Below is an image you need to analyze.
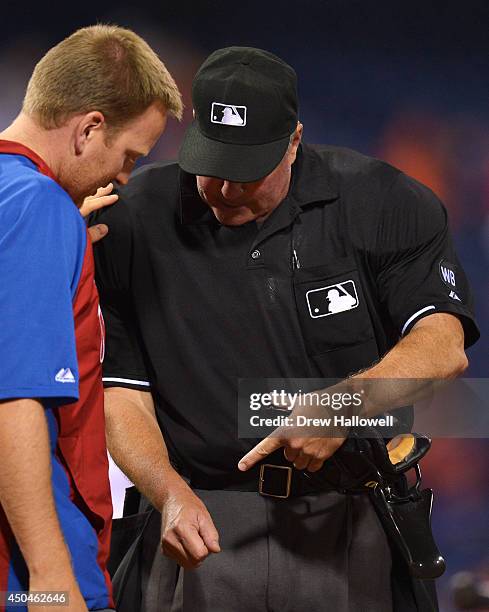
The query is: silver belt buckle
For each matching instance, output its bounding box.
[259,464,292,498]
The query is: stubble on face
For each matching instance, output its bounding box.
[60,102,168,206]
[56,129,116,206]
[61,147,114,206]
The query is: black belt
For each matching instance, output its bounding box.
[180,431,432,499]
[183,449,336,498]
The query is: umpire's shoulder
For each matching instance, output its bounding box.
[311,144,400,195]
[91,160,179,227]
[310,144,445,248]
[121,160,180,207]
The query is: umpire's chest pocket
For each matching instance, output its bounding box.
[293,261,375,356]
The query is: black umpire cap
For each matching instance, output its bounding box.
[178,46,298,183]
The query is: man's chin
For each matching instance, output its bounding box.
[211,206,257,226]
[61,184,95,208]
[76,180,112,208]
[214,213,254,226]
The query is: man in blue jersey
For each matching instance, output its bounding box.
[0,25,182,611]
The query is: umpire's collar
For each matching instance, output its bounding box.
[179,143,339,225]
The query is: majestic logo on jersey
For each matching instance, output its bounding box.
[55,368,76,383]
[306,280,359,318]
[211,103,247,126]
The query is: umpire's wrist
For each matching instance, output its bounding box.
[152,465,191,511]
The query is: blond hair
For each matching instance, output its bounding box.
[23,24,183,131]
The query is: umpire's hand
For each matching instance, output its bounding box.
[238,392,348,472]
[238,435,346,473]
[160,476,221,569]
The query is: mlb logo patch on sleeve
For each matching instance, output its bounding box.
[306,280,359,318]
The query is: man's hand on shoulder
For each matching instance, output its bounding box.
[160,473,221,569]
[80,183,119,244]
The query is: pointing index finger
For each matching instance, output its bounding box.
[238,436,283,471]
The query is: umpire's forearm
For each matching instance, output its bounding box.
[0,399,74,578]
[353,313,468,416]
[104,387,183,511]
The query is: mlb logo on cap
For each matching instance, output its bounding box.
[179,46,298,182]
[211,103,247,126]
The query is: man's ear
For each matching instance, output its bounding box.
[288,121,303,164]
[74,111,106,155]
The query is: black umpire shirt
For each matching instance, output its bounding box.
[93,143,479,481]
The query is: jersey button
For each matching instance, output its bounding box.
[251,249,261,260]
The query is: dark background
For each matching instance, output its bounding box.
[1,2,487,609]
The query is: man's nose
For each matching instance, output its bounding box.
[221,180,244,200]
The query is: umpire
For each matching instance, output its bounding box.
[93,47,479,611]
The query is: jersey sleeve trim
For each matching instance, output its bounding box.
[401,305,436,336]
[400,302,480,348]
[0,385,78,403]
[103,376,150,388]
